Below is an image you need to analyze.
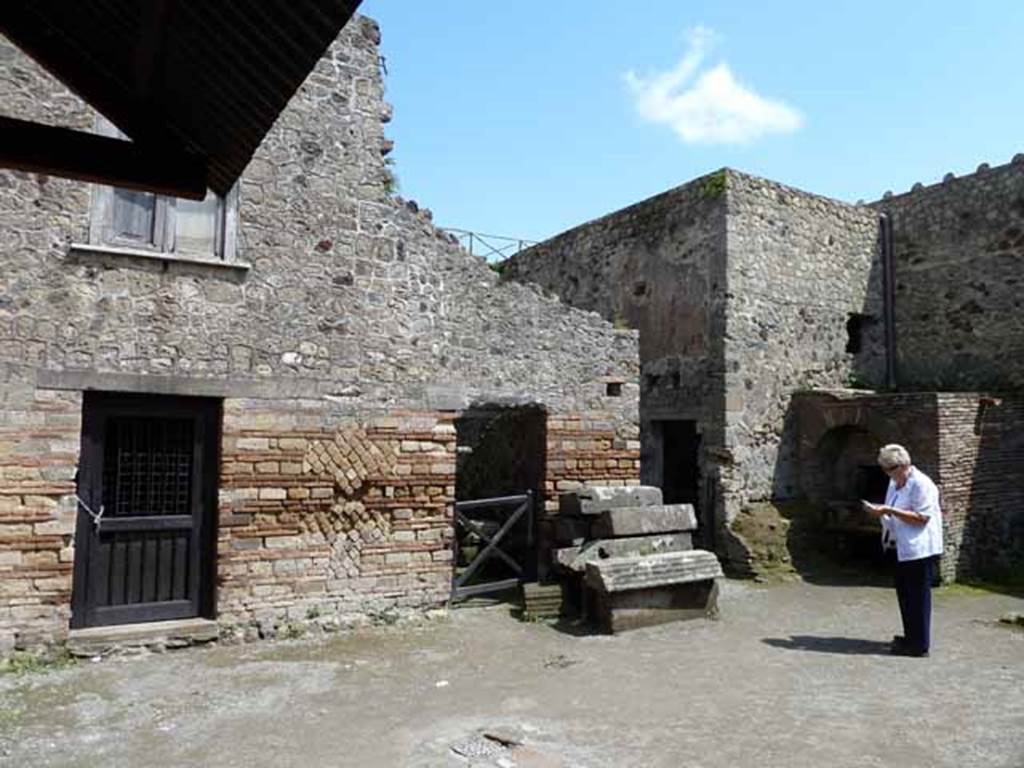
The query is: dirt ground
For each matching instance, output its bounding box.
[2,580,1022,768]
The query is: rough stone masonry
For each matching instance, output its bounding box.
[507,160,1024,581]
[0,16,641,657]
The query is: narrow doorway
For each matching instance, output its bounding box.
[453,405,546,591]
[644,419,702,528]
[71,392,220,629]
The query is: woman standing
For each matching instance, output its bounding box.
[863,444,944,657]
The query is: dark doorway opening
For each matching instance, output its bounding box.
[644,419,701,535]
[659,421,700,506]
[71,392,220,629]
[453,405,546,593]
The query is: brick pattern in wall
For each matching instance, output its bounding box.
[0,386,81,652]
[217,405,456,630]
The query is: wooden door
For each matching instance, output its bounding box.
[71,392,219,629]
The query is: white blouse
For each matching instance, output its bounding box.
[881,467,944,562]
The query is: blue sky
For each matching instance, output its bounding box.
[363,1,1024,244]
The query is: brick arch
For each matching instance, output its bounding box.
[800,406,900,458]
[797,403,903,502]
[805,425,884,503]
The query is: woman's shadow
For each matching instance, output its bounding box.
[762,636,892,655]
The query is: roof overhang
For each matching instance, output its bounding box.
[0,0,362,199]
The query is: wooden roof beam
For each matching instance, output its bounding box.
[0,116,208,199]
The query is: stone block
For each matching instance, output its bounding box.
[584,550,722,593]
[236,438,270,451]
[590,504,697,537]
[559,485,663,515]
[554,533,692,573]
[264,536,302,549]
[34,519,75,536]
[67,618,219,656]
[0,551,23,567]
[589,580,720,633]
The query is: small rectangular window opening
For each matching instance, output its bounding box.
[606,381,623,397]
[845,313,871,354]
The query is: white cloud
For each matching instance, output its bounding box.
[624,27,803,144]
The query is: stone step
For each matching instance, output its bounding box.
[559,485,663,516]
[521,582,565,618]
[67,617,219,656]
[584,550,722,594]
[554,533,692,573]
[590,504,697,537]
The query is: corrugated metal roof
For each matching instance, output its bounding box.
[1,0,362,195]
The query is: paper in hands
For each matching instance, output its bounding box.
[861,500,883,515]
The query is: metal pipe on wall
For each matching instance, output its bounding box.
[879,212,898,390]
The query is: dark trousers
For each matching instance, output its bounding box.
[894,555,936,652]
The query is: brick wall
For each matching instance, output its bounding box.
[0,372,80,653]
[544,412,641,508]
[937,394,1024,579]
[216,403,456,636]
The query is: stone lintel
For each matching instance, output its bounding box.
[584,550,723,593]
[559,485,663,516]
[590,504,697,537]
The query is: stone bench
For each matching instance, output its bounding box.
[584,550,723,633]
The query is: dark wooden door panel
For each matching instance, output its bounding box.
[72,393,218,629]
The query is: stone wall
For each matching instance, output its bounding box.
[504,173,728,540]
[505,171,884,564]
[874,158,1024,390]
[722,172,882,554]
[0,16,640,653]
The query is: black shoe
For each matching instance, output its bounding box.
[890,645,929,657]
[890,635,906,652]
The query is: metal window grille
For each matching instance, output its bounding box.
[102,416,195,517]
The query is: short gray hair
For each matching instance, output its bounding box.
[878,443,912,470]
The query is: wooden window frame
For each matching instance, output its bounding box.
[88,117,238,263]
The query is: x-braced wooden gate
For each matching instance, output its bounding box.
[451,492,534,601]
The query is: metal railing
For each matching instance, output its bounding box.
[442,228,537,261]
[451,492,534,601]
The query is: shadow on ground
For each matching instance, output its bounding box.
[762,635,893,655]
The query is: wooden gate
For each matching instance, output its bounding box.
[70,392,218,629]
[451,492,534,601]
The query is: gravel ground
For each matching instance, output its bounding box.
[1,580,1022,768]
